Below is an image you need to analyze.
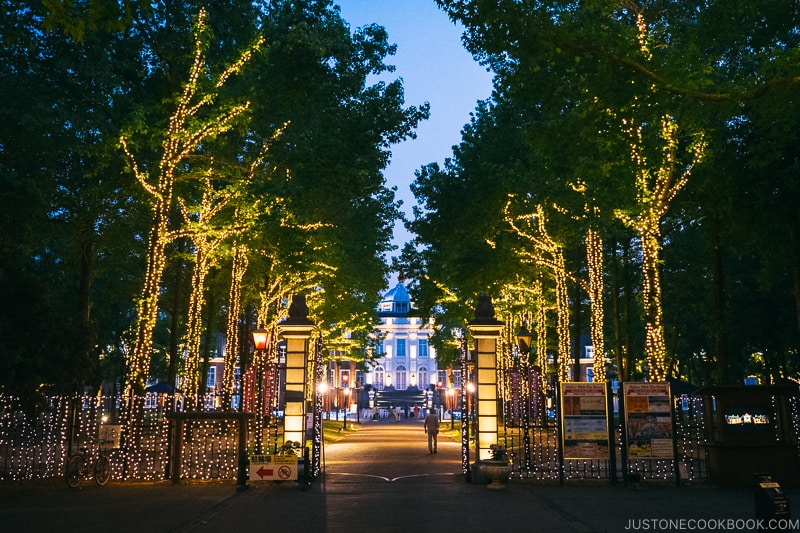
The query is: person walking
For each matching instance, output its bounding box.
[423,408,440,453]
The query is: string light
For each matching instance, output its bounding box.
[504,201,571,381]
[120,7,259,403]
[585,226,606,382]
[222,243,248,407]
[616,116,706,382]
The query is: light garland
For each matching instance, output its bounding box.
[179,177,236,404]
[585,226,606,381]
[505,201,571,381]
[120,7,257,405]
[616,116,706,382]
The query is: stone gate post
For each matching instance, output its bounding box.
[277,294,315,450]
[467,294,504,466]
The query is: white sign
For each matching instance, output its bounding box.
[249,455,298,481]
[98,424,122,449]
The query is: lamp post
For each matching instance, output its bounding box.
[515,324,534,471]
[342,387,351,430]
[447,386,455,429]
[251,328,269,454]
[515,325,533,360]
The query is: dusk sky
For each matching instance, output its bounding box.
[335,0,494,255]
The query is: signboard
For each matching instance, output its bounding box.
[623,382,674,459]
[98,424,122,449]
[560,383,610,460]
[249,455,298,481]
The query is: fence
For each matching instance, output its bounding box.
[0,394,256,482]
[2,392,797,484]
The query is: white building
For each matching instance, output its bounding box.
[367,279,439,399]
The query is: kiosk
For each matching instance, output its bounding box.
[697,385,799,488]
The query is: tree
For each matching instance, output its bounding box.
[120,8,262,396]
[429,0,800,384]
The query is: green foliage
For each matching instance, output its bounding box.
[0,0,428,394]
[409,0,800,384]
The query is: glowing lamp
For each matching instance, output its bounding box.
[516,326,533,354]
[251,328,268,350]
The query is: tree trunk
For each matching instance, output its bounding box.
[572,282,582,381]
[168,240,186,388]
[710,232,729,384]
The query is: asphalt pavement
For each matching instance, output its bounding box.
[1,417,798,532]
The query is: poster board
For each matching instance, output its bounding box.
[560,382,610,460]
[623,382,674,459]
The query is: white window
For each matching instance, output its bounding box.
[452,370,462,389]
[585,345,594,360]
[374,366,385,391]
[206,366,217,389]
[418,367,428,389]
[396,365,407,390]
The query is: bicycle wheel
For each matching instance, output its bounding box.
[94,454,111,486]
[65,454,86,488]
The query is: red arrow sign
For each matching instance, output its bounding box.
[256,467,274,479]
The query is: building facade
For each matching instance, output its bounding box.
[367,279,439,395]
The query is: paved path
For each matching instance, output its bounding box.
[2,417,798,532]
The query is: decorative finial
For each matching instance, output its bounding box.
[288,293,309,319]
[474,293,495,320]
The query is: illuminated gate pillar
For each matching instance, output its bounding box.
[467,294,504,462]
[277,294,315,449]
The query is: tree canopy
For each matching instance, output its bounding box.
[0,0,428,396]
[400,0,800,385]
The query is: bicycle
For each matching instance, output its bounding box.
[65,447,112,488]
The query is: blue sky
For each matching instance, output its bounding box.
[334,0,494,254]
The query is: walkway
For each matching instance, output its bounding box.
[1,417,797,532]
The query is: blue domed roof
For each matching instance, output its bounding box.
[382,282,410,303]
[379,280,412,316]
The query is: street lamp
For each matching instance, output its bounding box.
[343,387,351,430]
[447,386,455,429]
[252,328,269,351]
[250,328,269,454]
[516,325,533,357]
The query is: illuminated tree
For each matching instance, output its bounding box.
[505,201,571,381]
[615,116,706,381]
[178,174,237,402]
[120,8,262,395]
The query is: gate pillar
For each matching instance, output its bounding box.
[277,294,315,450]
[467,294,504,463]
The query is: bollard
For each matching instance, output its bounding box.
[753,473,790,532]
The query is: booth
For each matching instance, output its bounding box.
[697,385,799,488]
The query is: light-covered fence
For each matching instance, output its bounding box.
[0,394,257,482]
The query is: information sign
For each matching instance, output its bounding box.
[249,455,298,481]
[623,382,674,459]
[560,383,610,460]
